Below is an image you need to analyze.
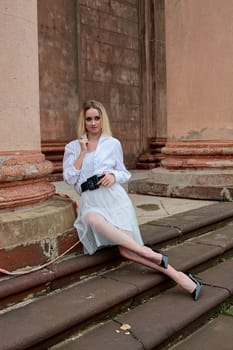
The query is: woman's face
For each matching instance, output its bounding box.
[85,108,102,136]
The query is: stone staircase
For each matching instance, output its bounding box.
[136,138,166,169]
[0,202,233,350]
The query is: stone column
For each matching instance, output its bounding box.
[158,0,233,199]
[0,1,77,272]
[0,0,55,208]
[130,0,233,200]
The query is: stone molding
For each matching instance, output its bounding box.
[0,151,55,208]
[162,140,233,169]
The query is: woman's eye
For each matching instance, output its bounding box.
[85,116,101,122]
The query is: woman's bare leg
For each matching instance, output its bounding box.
[118,246,196,293]
[86,212,163,265]
[85,212,196,293]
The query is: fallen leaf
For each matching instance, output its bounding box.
[86,293,95,299]
[120,323,131,331]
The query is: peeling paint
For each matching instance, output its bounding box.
[41,238,58,260]
[175,127,233,141]
[221,188,233,201]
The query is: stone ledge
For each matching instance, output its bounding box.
[0,196,77,271]
[129,178,233,200]
[0,196,76,247]
[140,202,233,244]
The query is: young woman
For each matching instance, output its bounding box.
[63,100,202,301]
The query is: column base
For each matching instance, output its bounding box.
[0,178,55,209]
[0,151,55,209]
[0,196,79,272]
[161,140,233,169]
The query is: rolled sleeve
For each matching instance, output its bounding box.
[63,142,81,185]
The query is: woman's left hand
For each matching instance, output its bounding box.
[98,173,115,187]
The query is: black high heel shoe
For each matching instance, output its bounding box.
[152,248,169,269]
[188,273,202,301]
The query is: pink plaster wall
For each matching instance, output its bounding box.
[0,0,41,151]
[165,0,233,141]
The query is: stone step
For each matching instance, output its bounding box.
[0,247,121,310]
[51,258,233,350]
[170,308,233,350]
[1,202,233,310]
[0,223,233,350]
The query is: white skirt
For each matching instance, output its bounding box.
[74,183,144,255]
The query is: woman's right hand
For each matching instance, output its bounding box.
[79,138,88,153]
[74,138,88,169]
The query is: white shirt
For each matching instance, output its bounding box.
[63,134,131,194]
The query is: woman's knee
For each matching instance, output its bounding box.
[85,212,99,226]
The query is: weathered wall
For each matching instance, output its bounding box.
[38,0,79,142]
[38,0,142,168]
[79,0,141,166]
[165,0,233,141]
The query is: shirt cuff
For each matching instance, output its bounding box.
[70,164,81,175]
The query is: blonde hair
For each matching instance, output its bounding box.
[77,100,112,138]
